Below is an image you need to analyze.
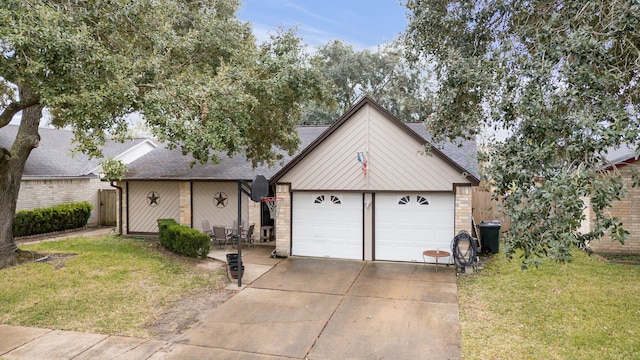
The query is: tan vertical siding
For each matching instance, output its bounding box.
[280,110,369,190]
[363,193,373,261]
[280,104,471,191]
[128,181,180,233]
[369,110,466,190]
[192,181,249,233]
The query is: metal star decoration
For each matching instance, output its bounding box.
[214,192,228,208]
[147,191,160,207]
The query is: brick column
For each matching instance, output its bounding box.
[275,183,291,257]
[248,199,261,229]
[455,185,473,235]
[179,181,192,227]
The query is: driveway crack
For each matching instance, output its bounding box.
[303,262,367,359]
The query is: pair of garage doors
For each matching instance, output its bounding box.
[292,192,454,262]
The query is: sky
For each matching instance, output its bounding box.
[10,1,409,127]
[237,0,410,50]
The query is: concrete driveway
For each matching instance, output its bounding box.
[156,257,460,360]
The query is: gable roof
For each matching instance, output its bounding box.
[0,125,151,178]
[604,145,640,166]
[271,96,480,185]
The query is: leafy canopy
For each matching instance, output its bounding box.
[0,0,327,166]
[302,40,434,125]
[404,0,640,267]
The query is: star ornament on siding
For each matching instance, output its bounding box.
[214,192,228,208]
[147,191,160,207]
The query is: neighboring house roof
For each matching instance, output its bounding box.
[0,125,151,178]
[604,144,640,166]
[124,97,479,183]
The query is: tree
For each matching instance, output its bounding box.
[403,0,640,267]
[302,40,434,125]
[0,0,327,268]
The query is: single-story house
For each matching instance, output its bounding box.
[0,125,157,227]
[118,96,480,263]
[584,145,640,255]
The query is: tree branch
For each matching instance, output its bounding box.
[0,95,41,128]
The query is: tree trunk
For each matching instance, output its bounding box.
[0,86,42,269]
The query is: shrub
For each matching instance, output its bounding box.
[157,219,210,258]
[13,201,93,237]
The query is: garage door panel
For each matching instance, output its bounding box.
[293,192,363,260]
[375,193,454,262]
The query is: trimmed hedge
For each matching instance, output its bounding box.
[13,201,93,237]
[157,219,210,259]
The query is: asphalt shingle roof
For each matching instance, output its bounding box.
[124,124,479,182]
[2,111,479,183]
[604,144,640,166]
[406,123,479,180]
[124,126,328,181]
[0,125,148,178]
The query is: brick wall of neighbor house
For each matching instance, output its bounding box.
[275,183,291,257]
[16,178,112,227]
[589,163,640,254]
[179,181,192,227]
[455,186,473,235]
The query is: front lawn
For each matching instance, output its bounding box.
[458,250,640,359]
[0,236,228,338]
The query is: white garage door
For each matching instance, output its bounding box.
[292,192,363,259]
[375,193,454,262]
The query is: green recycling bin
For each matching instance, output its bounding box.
[478,221,501,254]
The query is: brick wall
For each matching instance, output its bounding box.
[17,177,112,227]
[455,185,473,235]
[248,199,261,238]
[275,184,291,257]
[589,163,640,254]
[179,181,191,227]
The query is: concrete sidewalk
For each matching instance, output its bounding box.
[2,237,460,360]
[0,241,279,360]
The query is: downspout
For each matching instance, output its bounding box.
[110,180,123,235]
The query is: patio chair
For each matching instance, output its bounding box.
[201,220,214,240]
[230,219,245,237]
[229,220,246,247]
[240,224,255,247]
[213,226,230,248]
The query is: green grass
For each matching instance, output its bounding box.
[0,236,227,338]
[601,254,640,263]
[459,250,640,360]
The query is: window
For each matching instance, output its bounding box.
[314,195,325,204]
[330,195,342,204]
[417,196,430,205]
[398,195,410,205]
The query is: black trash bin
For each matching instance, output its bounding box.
[226,253,239,263]
[478,221,501,254]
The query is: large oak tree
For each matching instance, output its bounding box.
[302,40,434,125]
[404,0,640,267]
[0,0,326,268]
